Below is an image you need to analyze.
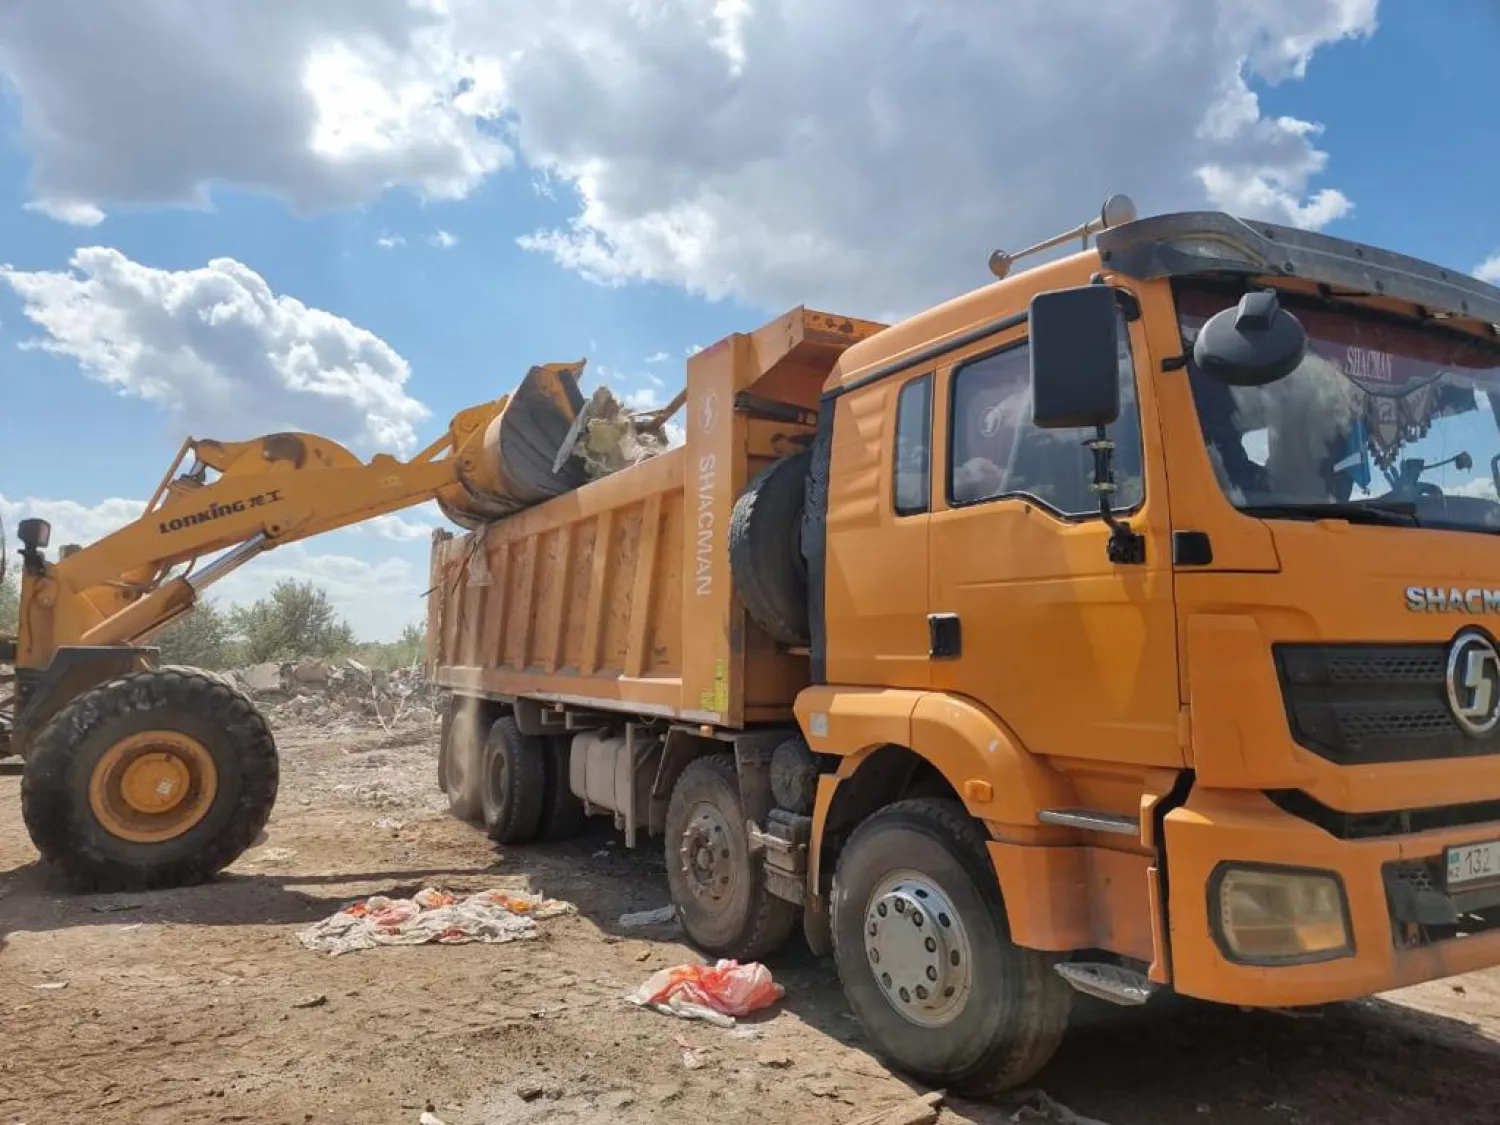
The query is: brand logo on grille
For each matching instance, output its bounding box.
[1445,631,1500,737]
[1406,586,1500,613]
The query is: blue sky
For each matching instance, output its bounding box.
[0,0,1496,640]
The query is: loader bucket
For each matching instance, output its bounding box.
[440,360,591,526]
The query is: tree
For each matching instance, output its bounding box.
[0,570,16,635]
[153,600,236,669]
[230,579,355,664]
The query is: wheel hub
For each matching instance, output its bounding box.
[88,730,217,843]
[679,805,736,906]
[864,871,973,1028]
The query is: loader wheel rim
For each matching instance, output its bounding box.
[88,730,218,843]
[864,869,974,1029]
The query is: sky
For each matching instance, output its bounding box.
[0,0,1497,641]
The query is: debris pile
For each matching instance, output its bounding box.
[297,886,576,956]
[222,658,443,730]
[559,385,676,480]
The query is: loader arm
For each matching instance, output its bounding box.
[8,359,590,677]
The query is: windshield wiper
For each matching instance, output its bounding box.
[1241,500,1420,527]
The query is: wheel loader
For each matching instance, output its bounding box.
[0,359,643,891]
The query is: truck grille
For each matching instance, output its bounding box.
[1274,643,1500,766]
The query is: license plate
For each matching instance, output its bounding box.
[1445,839,1500,890]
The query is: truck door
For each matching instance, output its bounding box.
[925,314,1181,767]
[822,369,935,689]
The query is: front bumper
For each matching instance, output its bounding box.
[1165,787,1500,1007]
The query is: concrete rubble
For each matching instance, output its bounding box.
[221,658,443,730]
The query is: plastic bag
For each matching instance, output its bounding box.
[625,959,784,1026]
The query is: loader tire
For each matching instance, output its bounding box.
[830,799,1072,1095]
[728,449,812,646]
[481,716,547,845]
[665,753,798,962]
[20,667,279,893]
[538,735,588,841]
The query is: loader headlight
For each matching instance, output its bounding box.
[1210,864,1353,965]
[18,518,50,550]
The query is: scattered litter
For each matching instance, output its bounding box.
[842,1091,944,1125]
[619,905,678,928]
[676,1034,711,1071]
[89,901,140,914]
[729,1025,762,1041]
[1009,1090,1114,1125]
[32,982,68,991]
[419,1104,449,1125]
[244,846,299,866]
[296,887,575,956]
[626,959,783,1026]
[291,994,328,1009]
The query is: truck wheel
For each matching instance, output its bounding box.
[665,753,798,961]
[439,695,487,823]
[20,667,279,893]
[729,449,812,646]
[831,798,1072,1095]
[538,735,588,841]
[481,716,547,844]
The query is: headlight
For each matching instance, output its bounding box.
[1211,864,1353,965]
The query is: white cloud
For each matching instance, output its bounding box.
[23,198,105,226]
[497,0,1377,311]
[347,502,441,543]
[213,543,428,643]
[644,372,665,388]
[1476,254,1500,286]
[428,228,459,249]
[623,386,661,410]
[0,0,1376,313]
[644,351,672,365]
[0,247,430,454]
[0,0,509,222]
[0,494,146,548]
[375,232,406,250]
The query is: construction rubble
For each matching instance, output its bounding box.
[221,658,442,729]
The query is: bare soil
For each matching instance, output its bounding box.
[3,719,1500,1125]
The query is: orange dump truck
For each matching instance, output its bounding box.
[428,197,1500,1094]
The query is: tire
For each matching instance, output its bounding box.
[664,753,798,961]
[831,798,1072,1096]
[480,716,547,844]
[729,450,812,646]
[439,695,487,823]
[20,667,279,893]
[538,735,588,841]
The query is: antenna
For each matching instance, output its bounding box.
[988,193,1138,280]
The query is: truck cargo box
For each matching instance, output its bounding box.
[427,307,884,728]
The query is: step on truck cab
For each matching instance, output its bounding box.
[428,195,1500,1096]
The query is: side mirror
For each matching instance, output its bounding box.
[1028,285,1122,430]
[1192,289,1307,388]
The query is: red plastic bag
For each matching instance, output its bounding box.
[627,959,783,1022]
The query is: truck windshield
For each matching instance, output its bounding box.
[1179,282,1500,535]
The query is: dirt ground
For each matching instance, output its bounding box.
[4,717,1500,1125]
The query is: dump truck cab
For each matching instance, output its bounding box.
[795,204,1500,1054]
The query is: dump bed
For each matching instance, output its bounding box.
[426,307,884,728]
